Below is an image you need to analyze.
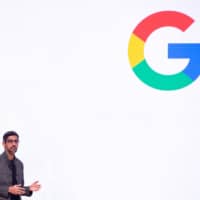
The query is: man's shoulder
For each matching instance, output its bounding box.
[15,157,24,166]
[0,152,6,160]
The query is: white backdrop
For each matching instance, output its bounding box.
[0,1,200,200]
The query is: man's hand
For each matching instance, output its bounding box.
[8,184,25,195]
[29,181,41,192]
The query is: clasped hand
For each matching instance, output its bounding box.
[8,184,25,195]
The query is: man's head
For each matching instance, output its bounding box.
[3,131,19,155]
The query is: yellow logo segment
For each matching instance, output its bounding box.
[128,34,145,68]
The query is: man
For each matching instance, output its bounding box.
[0,131,41,200]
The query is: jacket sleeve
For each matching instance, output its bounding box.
[23,186,33,196]
[20,162,33,197]
[0,185,9,198]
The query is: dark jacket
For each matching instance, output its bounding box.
[0,152,32,200]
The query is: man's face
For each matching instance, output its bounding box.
[3,135,19,154]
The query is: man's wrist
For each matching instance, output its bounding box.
[8,186,12,193]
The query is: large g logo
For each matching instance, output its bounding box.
[128,11,200,90]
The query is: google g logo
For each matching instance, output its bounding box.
[128,11,200,90]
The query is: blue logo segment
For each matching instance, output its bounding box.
[168,43,200,80]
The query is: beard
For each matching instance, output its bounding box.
[8,146,17,154]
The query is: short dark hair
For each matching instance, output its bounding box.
[3,131,19,143]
